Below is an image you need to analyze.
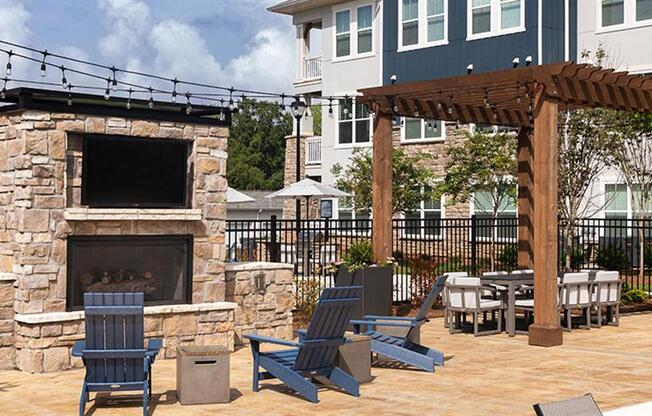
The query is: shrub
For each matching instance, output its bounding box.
[293,277,321,323]
[595,246,629,271]
[342,240,374,272]
[498,244,517,270]
[621,287,649,305]
[407,256,441,310]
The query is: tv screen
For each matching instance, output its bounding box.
[82,135,189,208]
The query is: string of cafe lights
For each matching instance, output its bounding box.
[0,39,536,124]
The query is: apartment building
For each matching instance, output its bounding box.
[269,0,652,225]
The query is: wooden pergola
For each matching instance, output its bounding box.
[358,62,652,347]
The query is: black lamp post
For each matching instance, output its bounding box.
[290,98,307,274]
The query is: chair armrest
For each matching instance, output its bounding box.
[71,341,85,357]
[146,338,162,360]
[294,329,307,342]
[244,334,301,348]
[481,285,500,293]
[362,315,415,322]
[350,319,418,329]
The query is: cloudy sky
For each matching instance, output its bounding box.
[0,0,295,100]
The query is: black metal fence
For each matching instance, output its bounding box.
[226,216,652,304]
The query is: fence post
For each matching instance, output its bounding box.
[270,215,280,262]
[324,217,330,241]
[471,215,478,275]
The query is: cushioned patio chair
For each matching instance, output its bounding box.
[245,286,362,403]
[559,272,593,331]
[350,275,447,372]
[442,272,468,328]
[72,293,162,416]
[533,393,603,415]
[446,277,504,336]
[592,271,622,327]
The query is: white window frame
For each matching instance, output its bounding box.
[398,0,449,52]
[335,96,373,148]
[470,190,518,243]
[466,0,525,41]
[333,197,372,236]
[333,2,375,62]
[596,0,652,34]
[400,118,446,143]
[402,194,446,240]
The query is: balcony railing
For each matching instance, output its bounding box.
[305,136,322,165]
[303,56,322,80]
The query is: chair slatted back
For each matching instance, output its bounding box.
[415,275,448,322]
[560,272,591,307]
[447,277,482,310]
[533,393,603,416]
[83,292,146,385]
[441,272,468,304]
[594,271,620,304]
[294,286,362,372]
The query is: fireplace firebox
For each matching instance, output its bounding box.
[66,235,193,310]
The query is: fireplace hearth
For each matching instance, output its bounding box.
[67,235,193,310]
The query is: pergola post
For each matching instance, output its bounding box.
[517,128,534,269]
[372,111,393,262]
[528,97,563,347]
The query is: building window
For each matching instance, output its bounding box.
[402,118,445,142]
[427,0,446,42]
[405,193,443,238]
[472,0,492,34]
[338,98,371,145]
[468,0,524,39]
[473,190,517,241]
[337,196,371,234]
[399,0,448,50]
[336,10,351,57]
[638,0,652,21]
[602,0,625,26]
[358,5,373,53]
[402,0,420,46]
[604,184,628,219]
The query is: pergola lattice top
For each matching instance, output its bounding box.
[358,62,652,127]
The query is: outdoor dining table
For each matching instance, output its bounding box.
[480,275,534,337]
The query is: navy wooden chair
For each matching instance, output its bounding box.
[245,286,362,403]
[351,275,447,372]
[72,293,162,416]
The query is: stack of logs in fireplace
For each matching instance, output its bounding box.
[80,268,159,295]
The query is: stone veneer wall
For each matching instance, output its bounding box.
[0,273,15,369]
[0,110,229,314]
[13,302,236,373]
[225,262,294,345]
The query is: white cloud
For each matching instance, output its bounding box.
[0,1,32,80]
[97,0,150,62]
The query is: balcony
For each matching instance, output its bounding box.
[305,136,322,165]
[303,56,322,80]
[295,56,322,92]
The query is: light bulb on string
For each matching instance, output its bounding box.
[104,78,111,100]
[427,121,433,131]
[5,50,12,76]
[279,94,286,116]
[0,78,7,100]
[126,88,133,109]
[60,66,68,89]
[342,95,349,116]
[40,50,48,77]
[111,67,118,91]
[185,92,192,115]
[328,98,333,117]
[66,85,73,106]
[171,78,178,103]
[228,88,235,111]
[148,87,154,109]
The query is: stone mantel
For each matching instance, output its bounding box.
[63,208,203,221]
[14,301,237,325]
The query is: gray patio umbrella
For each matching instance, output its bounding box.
[265,178,349,217]
[226,187,255,204]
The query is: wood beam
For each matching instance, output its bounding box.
[517,128,533,269]
[372,111,393,264]
[528,97,563,347]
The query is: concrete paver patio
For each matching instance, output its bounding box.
[2,313,652,416]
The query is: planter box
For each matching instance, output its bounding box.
[334,266,393,323]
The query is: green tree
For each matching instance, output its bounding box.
[332,148,437,215]
[436,130,518,269]
[227,99,292,190]
[311,105,322,136]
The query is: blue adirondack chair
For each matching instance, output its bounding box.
[351,275,447,372]
[72,293,162,416]
[245,286,363,403]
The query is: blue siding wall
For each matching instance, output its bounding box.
[383,0,571,85]
[542,0,575,63]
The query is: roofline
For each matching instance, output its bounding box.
[268,0,350,15]
[0,87,231,127]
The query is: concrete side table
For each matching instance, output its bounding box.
[177,345,230,405]
[337,333,372,383]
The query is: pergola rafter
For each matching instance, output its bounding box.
[357,62,652,348]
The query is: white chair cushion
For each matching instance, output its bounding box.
[595,270,619,281]
[483,271,509,276]
[515,299,534,308]
[511,269,534,275]
[479,299,502,309]
[560,272,589,283]
[490,284,507,291]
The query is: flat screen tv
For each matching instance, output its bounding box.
[82,135,190,208]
